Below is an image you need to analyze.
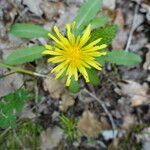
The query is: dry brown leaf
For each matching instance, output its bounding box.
[20,106,36,119]
[112,9,128,49]
[143,50,150,70]
[57,5,78,29]
[40,127,63,150]
[0,73,23,98]
[103,0,116,10]
[23,0,43,16]
[136,127,150,150]
[43,78,65,99]
[117,80,149,107]
[108,138,119,150]
[41,1,65,20]
[77,110,102,137]
[141,3,150,22]
[59,92,75,112]
[121,114,136,130]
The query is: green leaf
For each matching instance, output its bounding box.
[0,114,16,129]
[96,55,108,65]
[96,49,108,65]
[91,16,108,30]
[87,68,100,86]
[90,25,118,45]
[0,88,29,129]
[68,77,80,93]
[106,50,142,66]
[10,23,49,39]
[74,0,103,31]
[4,88,29,112]
[5,46,45,65]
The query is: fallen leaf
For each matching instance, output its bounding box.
[57,5,78,29]
[77,110,102,137]
[141,3,150,22]
[143,50,150,70]
[103,0,116,10]
[133,14,145,30]
[136,127,150,150]
[112,9,128,49]
[20,106,36,119]
[23,0,43,16]
[121,114,136,130]
[108,138,119,150]
[43,78,65,99]
[41,1,65,20]
[40,126,63,150]
[116,80,149,107]
[59,92,75,112]
[0,73,23,98]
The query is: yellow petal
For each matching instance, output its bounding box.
[86,60,102,70]
[99,44,107,49]
[71,21,76,29]
[78,65,89,82]
[87,52,102,57]
[55,66,67,79]
[66,24,75,44]
[81,38,102,50]
[44,44,52,49]
[78,24,91,48]
[48,33,67,50]
[43,50,62,55]
[66,74,72,86]
[54,26,70,46]
[48,56,65,63]
[51,61,69,73]
[82,46,102,52]
[99,52,107,56]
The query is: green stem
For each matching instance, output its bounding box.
[0,63,48,78]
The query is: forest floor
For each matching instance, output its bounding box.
[0,0,150,149]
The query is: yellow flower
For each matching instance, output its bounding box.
[43,22,107,86]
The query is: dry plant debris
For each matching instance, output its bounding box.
[77,110,103,137]
[112,9,128,49]
[43,78,65,99]
[59,92,75,112]
[116,80,149,107]
[43,78,75,111]
[121,114,136,130]
[0,0,149,149]
[23,0,43,16]
[0,73,23,97]
[40,126,63,150]
[143,50,150,70]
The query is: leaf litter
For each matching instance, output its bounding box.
[0,0,150,149]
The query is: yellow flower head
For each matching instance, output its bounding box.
[43,22,107,86]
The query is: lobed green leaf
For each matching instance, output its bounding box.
[0,88,29,129]
[90,25,118,45]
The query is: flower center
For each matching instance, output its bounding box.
[66,46,81,63]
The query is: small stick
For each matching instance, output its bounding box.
[125,0,141,52]
[83,89,116,132]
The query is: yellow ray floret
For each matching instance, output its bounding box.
[43,22,107,86]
